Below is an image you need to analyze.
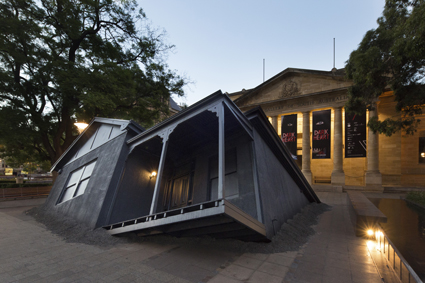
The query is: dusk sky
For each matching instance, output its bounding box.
[139,0,386,106]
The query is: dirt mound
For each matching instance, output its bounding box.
[26,202,331,253]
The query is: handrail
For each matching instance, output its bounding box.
[375,225,423,283]
[104,199,224,230]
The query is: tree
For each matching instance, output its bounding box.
[0,0,186,166]
[345,0,425,136]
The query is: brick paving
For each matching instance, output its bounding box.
[0,193,385,282]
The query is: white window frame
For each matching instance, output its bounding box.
[58,160,97,204]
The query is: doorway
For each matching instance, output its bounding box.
[162,161,195,211]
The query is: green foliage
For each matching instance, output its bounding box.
[406,191,425,206]
[0,0,186,165]
[21,161,50,174]
[345,0,425,136]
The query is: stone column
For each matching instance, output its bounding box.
[271,116,278,133]
[302,111,312,184]
[365,103,382,190]
[331,107,345,186]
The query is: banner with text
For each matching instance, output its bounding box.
[345,112,367,158]
[281,114,298,159]
[312,110,331,159]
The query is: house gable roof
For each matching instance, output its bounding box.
[128,90,229,145]
[50,118,144,172]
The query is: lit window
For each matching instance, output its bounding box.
[59,160,97,203]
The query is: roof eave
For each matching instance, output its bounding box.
[127,90,226,145]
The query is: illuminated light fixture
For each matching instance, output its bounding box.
[421,152,425,158]
[150,172,157,179]
[75,122,89,133]
[367,229,374,236]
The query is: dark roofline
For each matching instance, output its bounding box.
[128,90,226,144]
[234,67,346,105]
[243,106,320,204]
[91,117,145,133]
[128,90,258,146]
[50,118,144,172]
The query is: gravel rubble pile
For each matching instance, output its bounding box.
[27,202,331,253]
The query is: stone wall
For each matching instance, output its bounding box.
[401,112,425,187]
[377,96,402,186]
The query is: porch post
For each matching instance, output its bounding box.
[331,107,345,186]
[218,102,225,199]
[302,111,312,184]
[149,128,172,215]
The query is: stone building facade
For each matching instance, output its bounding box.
[229,68,425,190]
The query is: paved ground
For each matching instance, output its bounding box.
[214,192,392,283]
[0,193,392,282]
[283,192,381,283]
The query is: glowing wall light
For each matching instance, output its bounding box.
[150,171,157,179]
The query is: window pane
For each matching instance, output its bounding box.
[58,161,96,204]
[81,161,96,179]
[225,172,238,198]
[61,184,76,202]
[225,149,237,174]
[67,168,84,186]
[210,177,218,200]
[75,179,89,197]
[210,173,239,200]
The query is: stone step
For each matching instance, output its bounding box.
[383,186,425,193]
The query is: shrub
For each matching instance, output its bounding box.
[406,191,425,207]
